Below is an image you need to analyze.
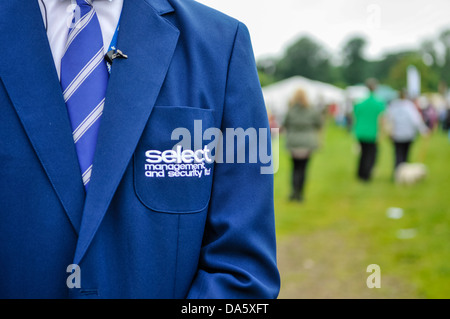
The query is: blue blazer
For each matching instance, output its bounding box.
[0,0,280,299]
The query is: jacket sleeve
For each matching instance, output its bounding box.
[186,22,280,299]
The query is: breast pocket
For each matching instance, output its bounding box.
[134,106,216,214]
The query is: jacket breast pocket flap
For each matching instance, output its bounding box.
[134,106,216,214]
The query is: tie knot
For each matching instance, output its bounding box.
[76,0,93,7]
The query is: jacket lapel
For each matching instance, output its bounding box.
[74,0,180,264]
[0,1,85,234]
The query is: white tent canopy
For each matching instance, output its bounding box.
[262,76,347,124]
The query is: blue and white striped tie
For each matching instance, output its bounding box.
[60,0,108,190]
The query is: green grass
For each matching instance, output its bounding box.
[274,119,450,298]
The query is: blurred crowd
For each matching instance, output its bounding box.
[276,78,450,202]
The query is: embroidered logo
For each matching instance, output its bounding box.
[144,145,212,178]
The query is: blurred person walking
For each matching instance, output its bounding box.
[422,103,439,131]
[283,88,323,202]
[386,89,429,170]
[353,78,386,181]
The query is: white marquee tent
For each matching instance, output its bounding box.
[262,76,347,125]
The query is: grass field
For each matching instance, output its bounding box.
[274,119,450,299]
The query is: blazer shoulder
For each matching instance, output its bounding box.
[168,0,242,40]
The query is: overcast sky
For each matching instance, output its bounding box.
[195,0,450,62]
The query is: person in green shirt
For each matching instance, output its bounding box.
[283,88,323,202]
[353,78,386,181]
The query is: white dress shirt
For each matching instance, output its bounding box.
[38,0,124,79]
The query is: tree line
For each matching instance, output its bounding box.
[257,29,450,94]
